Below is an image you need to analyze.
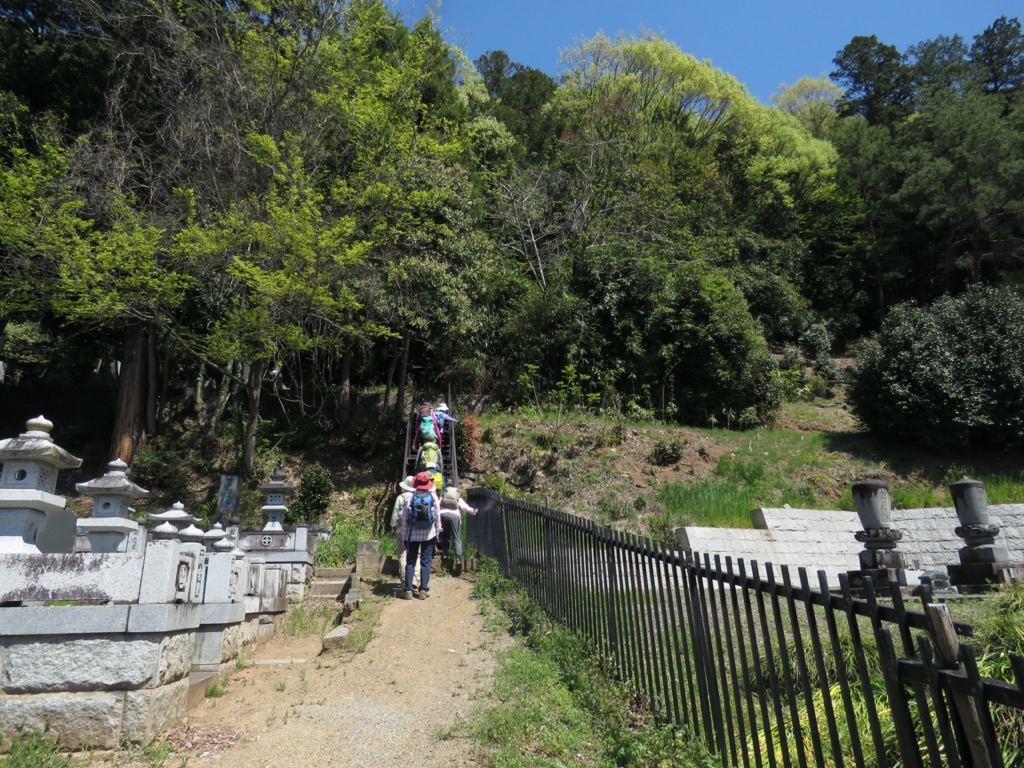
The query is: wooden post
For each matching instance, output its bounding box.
[604,525,618,663]
[543,508,554,611]
[926,603,993,767]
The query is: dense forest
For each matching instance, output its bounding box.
[2,1,1023,472]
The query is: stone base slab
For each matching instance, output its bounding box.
[0,690,124,749]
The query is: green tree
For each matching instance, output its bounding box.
[0,0,110,131]
[895,89,1024,284]
[771,75,842,140]
[475,50,556,155]
[832,35,913,126]
[970,16,1024,105]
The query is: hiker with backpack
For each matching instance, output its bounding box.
[413,403,441,451]
[438,487,477,573]
[425,462,445,497]
[389,475,416,584]
[415,440,442,473]
[435,402,459,430]
[401,471,442,600]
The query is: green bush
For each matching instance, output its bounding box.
[650,264,781,428]
[648,437,682,466]
[288,464,334,523]
[849,287,1024,450]
[313,512,372,567]
[800,321,838,384]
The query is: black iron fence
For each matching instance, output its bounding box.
[465,488,1024,768]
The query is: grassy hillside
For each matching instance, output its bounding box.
[468,395,1024,541]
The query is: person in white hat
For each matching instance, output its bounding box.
[439,486,477,573]
[435,402,460,430]
[390,476,416,585]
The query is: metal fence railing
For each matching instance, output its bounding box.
[466,488,1024,768]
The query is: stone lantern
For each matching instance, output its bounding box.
[0,416,82,553]
[259,467,293,533]
[75,459,149,553]
[848,478,906,590]
[149,501,194,540]
[204,522,230,552]
[177,518,206,544]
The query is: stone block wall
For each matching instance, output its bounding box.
[677,504,1024,587]
[0,624,195,748]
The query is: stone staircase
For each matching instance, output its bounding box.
[309,566,350,599]
[309,565,365,615]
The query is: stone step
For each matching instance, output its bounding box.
[186,671,218,711]
[314,567,351,580]
[309,579,348,598]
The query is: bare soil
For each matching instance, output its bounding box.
[98,575,507,768]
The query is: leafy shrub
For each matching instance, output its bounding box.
[313,512,372,567]
[849,287,1024,450]
[650,264,780,428]
[799,321,832,358]
[733,262,812,344]
[131,435,193,508]
[648,437,682,466]
[456,412,481,469]
[288,464,334,523]
[800,321,838,384]
[804,374,830,399]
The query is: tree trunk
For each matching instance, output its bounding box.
[241,359,267,479]
[209,363,235,431]
[395,330,411,423]
[158,346,170,431]
[970,224,984,283]
[195,365,208,428]
[869,219,886,321]
[382,338,399,415]
[110,322,147,464]
[339,346,352,427]
[146,324,158,436]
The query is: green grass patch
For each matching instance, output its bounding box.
[0,732,69,768]
[985,473,1024,504]
[469,560,720,767]
[656,479,757,530]
[314,512,375,567]
[340,599,382,655]
[278,601,342,637]
[204,677,228,698]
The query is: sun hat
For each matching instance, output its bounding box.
[399,475,415,493]
[426,461,438,469]
[437,403,449,412]
[412,471,435,491]
[443,487,460,502]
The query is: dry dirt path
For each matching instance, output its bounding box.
[157,575,503,768]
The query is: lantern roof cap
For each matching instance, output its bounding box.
[0,416,82,469]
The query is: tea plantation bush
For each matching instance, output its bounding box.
[849,287,1024,450]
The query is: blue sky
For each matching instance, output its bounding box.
[393,1,1021,103]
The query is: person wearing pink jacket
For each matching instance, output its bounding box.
[401,471,442,600]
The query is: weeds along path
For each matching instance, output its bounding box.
[163,575,501,768]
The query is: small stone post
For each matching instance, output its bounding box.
[847,479,907,589]
[947,477,1024,590]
